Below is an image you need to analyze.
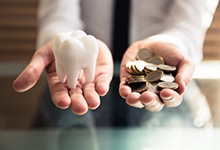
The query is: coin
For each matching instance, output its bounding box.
[126,75,146,84]
[144,63,158,72]
[125,49,179,97]
[129,81,149,93]
[134,60,147,74]
[146,70,163,82]
[157,64,176,72]
[126,61,146,74]
[131,63,140,74]
[157,82,178,90]
[126,61,134,74]
[160,73,175,82]
[136,48,153,61]
[146,56,164,65]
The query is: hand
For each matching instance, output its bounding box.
[119,39,195,112]
[13,40,113,115]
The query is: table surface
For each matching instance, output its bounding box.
[0,127,219,150]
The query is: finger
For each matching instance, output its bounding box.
[139,91,164,112]
[119,43,142,98]
[125,92,144,108]
[69,87,88,115]
[47,74,71,109]
[175,59,195,95]
[13,43,54,92]
[119,81,132,99]
[95,40,114,96]
[160,89,182,108]
[83,83,100,109]
[95,73,112,96]
[13,64,42,92]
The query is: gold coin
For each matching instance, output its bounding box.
[126,48,179,94]
[131,64,142,74]
[146,70,164,82]
[130,81,149,93]
[126,61,134,74]
[146,56,164,65]
[157,82,178,90]
[157,64,176,72]
[126,75,146,84]
[144,63,158,72]
[160,74,175,82]
[136,49,153,61]
[134,60,147,74]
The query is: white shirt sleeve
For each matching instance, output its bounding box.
[36,0,83,48]
[148,0,219,63]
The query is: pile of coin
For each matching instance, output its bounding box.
[125,49,178,94]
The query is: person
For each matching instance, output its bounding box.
[13,0,218,127]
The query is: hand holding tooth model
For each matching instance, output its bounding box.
[53,30,98,89]
[13,30,113,115]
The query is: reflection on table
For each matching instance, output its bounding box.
[0,127,219,150]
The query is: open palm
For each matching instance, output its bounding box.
[13,40,113,115]
[119,39,195,112]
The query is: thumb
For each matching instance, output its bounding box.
[13,42,54,92]
[13,64,43,92]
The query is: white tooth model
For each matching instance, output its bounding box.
[53,30,98,89]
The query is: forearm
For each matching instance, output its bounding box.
[148,0,219,63]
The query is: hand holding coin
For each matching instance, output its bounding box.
[119,40,195,112]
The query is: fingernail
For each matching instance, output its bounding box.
[144,100,158,107]
[144,100,164,112]
[57,100,69,109]
[133,101,145,108]
[162,96,173,101]
[162,96,181,107]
